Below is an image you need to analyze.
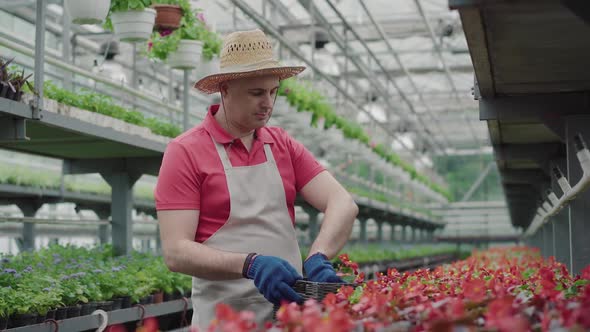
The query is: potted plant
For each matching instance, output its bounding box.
[0,287,11,330]
[7,290,38,328]
[64,0,111,24]
[150,0,183,31]
[0,57,33,102]
[147,5,222,69]
[106,0,156,42]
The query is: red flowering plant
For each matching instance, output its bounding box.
[204,247,590,332]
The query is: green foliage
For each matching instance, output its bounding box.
[433,154,502,201]
[333,244,459,264]
[147,0,222,62]
[110,0,152,11]
[279,78,452,201]
[0,165,155,199]
[28,81,181,138]
[0,244,192,315]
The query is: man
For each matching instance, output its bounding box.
[155,29,358,328]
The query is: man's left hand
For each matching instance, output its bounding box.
[304,252,343,283]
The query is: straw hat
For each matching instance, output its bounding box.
[194,29,305,94]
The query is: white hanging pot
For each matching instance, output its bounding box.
[65,0,110,24]
[111,8,156,43]
[168,40,203,70]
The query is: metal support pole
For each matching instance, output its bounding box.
[551,158,570,268]
[308,0,315,82]
[411,227,417,242]
[102,172,140,256]
[565,115,590,274]
[16,202,43,251]
[33,0,47,119]
[183,69,190,131]
[376,221,383,242]
[94,209,111,245]
[168,69,175,103]
[402,224,407,242]
[156,224,162,252]
[62,2,73,90]
[390,223,396,242]
[545,223,553,257]
[359,218,367,244]
[304,207,320,245]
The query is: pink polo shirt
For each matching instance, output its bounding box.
[155,104,325,243]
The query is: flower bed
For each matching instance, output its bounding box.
[206,247,590,332]
[0,244,191,328]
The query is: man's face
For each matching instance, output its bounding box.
[222,75,280,131]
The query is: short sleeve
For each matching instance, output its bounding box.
[155,141,201,210]
[284,129,326,192]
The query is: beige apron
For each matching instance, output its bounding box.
[191,136,303,329]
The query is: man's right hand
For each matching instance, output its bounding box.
[244,255,304,305]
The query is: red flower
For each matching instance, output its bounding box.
[462,278,487,303]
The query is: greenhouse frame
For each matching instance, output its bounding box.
[0,0,589,331]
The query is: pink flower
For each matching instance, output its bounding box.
[159,29,173,37]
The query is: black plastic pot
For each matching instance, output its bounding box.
[8,313,38,328]
[65,304,81,318]
[95,301,113,312]
[0,316,8,330]
[45,309,56,321]
[55,307,67,320]
[36,312,47,324]
[120,296,132,309]
[80,302,97,316]
[163,292,174,302]
[138,295,153,305]
[111,297,123,310]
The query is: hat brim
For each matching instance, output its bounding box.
[194,66,306,94]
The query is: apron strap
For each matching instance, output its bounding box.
[211,135,275,169]
[263,144,276,165]
[211,136,233,170]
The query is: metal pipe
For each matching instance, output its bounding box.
[0,216,110,226]
[183,69,190,131]
[357,0,453,150]
[229,0,424,161]
[322,0,447,155]
[412,0,480,143]
[33,0,47,119]
[61,0,73,91]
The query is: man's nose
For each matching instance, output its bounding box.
[261,93,274,108]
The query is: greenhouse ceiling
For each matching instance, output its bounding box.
[205,0,489,158]
[1,0,490,170]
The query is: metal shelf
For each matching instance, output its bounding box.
[6,299,193,332]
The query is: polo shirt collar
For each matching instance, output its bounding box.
[205,104,274,144]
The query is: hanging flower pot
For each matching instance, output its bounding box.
[151,4,183,31]
[111,8,156,43]
[64,0,111,24]
[167,39,203,69]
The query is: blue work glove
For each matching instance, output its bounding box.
[245,255,304,305]
[304,252,344,283]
